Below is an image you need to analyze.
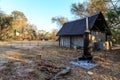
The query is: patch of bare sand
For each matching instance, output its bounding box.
[0,43,120,80]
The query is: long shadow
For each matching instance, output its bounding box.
[0,45,41,62]
[95,66,120,80]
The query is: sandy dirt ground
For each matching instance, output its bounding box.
[0,41,120,80]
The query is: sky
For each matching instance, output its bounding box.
[0,0,84,32]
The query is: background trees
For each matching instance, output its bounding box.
[71,0,120,43]
[88,0,107,15]
[0,10,38,41]
[0,12,13,40]
[71,2,88,17]
[23,24,37,40]
[11,10,27,35]
[52,16,68,28]
[0,0,119,42]
[106,0,120,43]
[0,10,60,41]
[37,30,46,40]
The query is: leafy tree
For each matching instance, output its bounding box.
[71,2,88,17]
[71,0,120,44]
[52,16,68,28]
[23,24,37,40]
[106,0,120,27]
[11,10,27,34]
[37,30,46,40]
[88,0,107,15]
[71,0,107,17]
[106,0,120,43]
[44,32,51,40]
[0,10,38,41]
[11,10,27,20]
[0,13,13,40]
[51,29,58,40]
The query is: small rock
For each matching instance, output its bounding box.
[25,69,34,73]
[87,71,93,75]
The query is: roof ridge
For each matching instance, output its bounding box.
[66,12,101,23]
[57,11,111,36]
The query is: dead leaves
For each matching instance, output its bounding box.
[0,44,120,80]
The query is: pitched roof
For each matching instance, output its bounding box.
[57,12,111,36]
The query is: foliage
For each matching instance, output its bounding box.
[22,24,37,40]
[71,0,120,44]
[71,2,88,17]
[37,30,46,40]
[0,10,38,41]
[44,32,51,40]
[52,16,68,28]
[106,0,120,43]
[37,29,58,41]
[0,13,13,40]
[107,0,120,27]
[71,0,107,17]
[11,10,27,33]
[51,29,58,40]
[88,0,107,15]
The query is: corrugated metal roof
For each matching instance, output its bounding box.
[57,12,111,36]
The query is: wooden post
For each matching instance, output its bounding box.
[59,36,61,46]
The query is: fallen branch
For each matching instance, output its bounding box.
[51,67,71,80]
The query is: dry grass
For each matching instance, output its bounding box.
[0,41,120,80]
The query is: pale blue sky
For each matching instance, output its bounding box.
[0,0,84,32]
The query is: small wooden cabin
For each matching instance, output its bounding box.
[57,12,111,50]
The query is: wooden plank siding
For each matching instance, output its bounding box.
[71,36,84,48]
[59,36,84,48]
[60,36,70,47]
[59,31,106,50]
[57,12,111,50]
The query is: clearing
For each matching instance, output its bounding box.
[0,41,120,80]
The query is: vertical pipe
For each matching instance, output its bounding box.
[59,36,60,46]
[79,17,92,61]
[86,17,89,30]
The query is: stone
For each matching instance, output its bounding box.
[87,71,93,75]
